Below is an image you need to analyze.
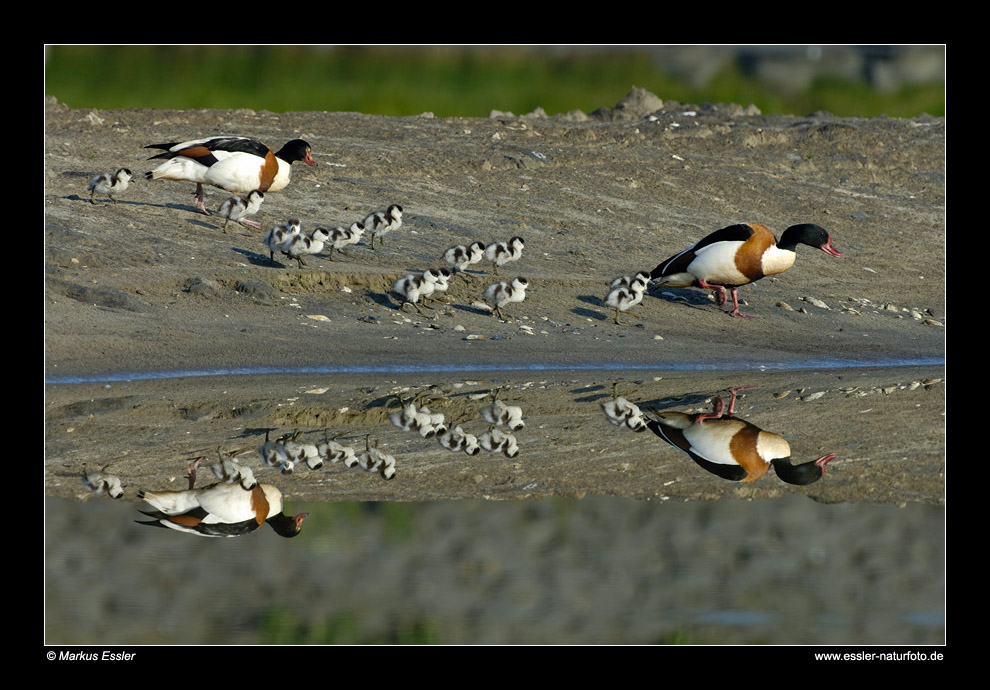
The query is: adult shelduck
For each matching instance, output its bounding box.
[650,222,842,319]
[145,136,316,214]
[136,478,308,538]
[645,386,837,485]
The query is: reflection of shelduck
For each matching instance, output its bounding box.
[645,386,837,485]
[137,481,308,538]
[485,237,524,275]
[88,168,132,204]
[145,136,316,214]
[217,190,264,231]
[444,241,486,280]
[650,222,842,319]
[484,277,528,320]
[364,204,403,249]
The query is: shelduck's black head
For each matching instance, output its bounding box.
[770,453,836,486]
[276,140,317,167]
[267,511,309,538]
[779,224,842,256]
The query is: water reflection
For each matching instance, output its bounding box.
[45,368,944,644]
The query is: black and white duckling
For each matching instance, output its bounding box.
[327,222,365,260]
[217,190,264,232]
[316,430,359,468]
[263,219,303,264]
[479,427,520,458]
[609,271,651,291]
[600,383,648,433]
[437,425,481,455]
[277,431,324,470]
[392,269,444,315]
[443,241,486,281]
[210,451,258,490]
[363,204,403,250]
[387,394,447,437]
[604,276,648,326]
[88,168,132,204]
[422,268,452,305]
[283,227,330,268]
[483,276,529,320]
[479,389,525,431]
[81,468,124,499]
[484,236,525,274]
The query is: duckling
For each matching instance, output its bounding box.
[604,276,648,326]
[364,204,403,249]
[357,436,397,480]
[387,394,447,437]
[485,237,524,275]
[81,468,124,499]
[609,271,651,290]
[327,222,365,260]
[217,190,264,232]
[421,268,453,305]
[600,383,648,433]
[483,277,529,320]
[283,227,330,268]
[210,450,258,490]
[263,219,302,264]
[443,241,486,281]
[479,427,520,458]
[392,269,444,315]
[88,168,132,204]
[257,430,296,474]
[279,434,324,470]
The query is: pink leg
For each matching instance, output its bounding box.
[240,219,261,228]
[694,395,726,423]
[814,454,837,474]
[725,385,753,416]
[727,287,756,319]
[698,280,727,306]
[194,184,210,215]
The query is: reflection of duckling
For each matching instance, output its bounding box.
[88,168,132,204]
[217,190,264,231]
[645,386,837,484]
[479,427,519,458]
[484,277,528,320]
[437,425,481,455]
[444,241,486,280]
[82,469,124,498]
[480,389,525,431]
[364,204,403,249]
[601,383,647,432]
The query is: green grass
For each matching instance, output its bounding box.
[45,46,944,118]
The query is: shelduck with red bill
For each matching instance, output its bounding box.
[645,386,836,485]
[650,222,842,319]
[145,136,316,215]
[136,475,308,538]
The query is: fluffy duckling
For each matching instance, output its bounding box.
[316,431,358,468]
[443,241,486,281]
[257,430,296,474]
[610,271,651,291]
[88,168,132,204]
[210,452,258,490]
[483,276,529,320]
[279,433,324,470]
[479,427,520,458]
[364,204,403,250]
[604,275,648,326]
[600,383,648,432]
[356,436,397,480]
[217,190,264,232]
[387,394,447,437]
[392,269,445,315]
[421,268,452,305]
[81,469,124,499]
[263,219,302,264]
[283,227,330,268]
[485,236,525,274]
[327,222,365,260]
